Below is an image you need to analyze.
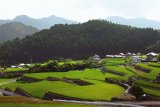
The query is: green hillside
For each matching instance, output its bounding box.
[0,20,160,64]
[0,22,38,42]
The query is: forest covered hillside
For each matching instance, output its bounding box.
[0,20,160,63]
[0,22,38,42]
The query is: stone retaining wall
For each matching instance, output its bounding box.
[134,65,151,73]
[43,92,83,101]
[14,87,33,98]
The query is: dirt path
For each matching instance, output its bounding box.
[53,99,145,107]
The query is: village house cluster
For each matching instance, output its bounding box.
[92,52,159,63]
[11,63,30,68]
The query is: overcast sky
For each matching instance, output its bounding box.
[0,0,160,22]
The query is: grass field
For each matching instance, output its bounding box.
[142,87,160,97]
[0,78,11,83]
[136,63,160,79]
[134,80,160,89]
[4,68,28,72]
[24,68,128,81]
[2,58,160,102]
[1,69,125,101]
[101,58,127,66]
[106,66,135,76]
[105,72,128,81]
[24,69,106,81]
[126,66,153,80]
[148,62,160,68]
[134,79,160,97]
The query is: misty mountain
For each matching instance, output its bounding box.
[0,15,78,30]
[0,22,38,42]
[106,16,160,29]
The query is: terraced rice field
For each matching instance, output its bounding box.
[101,58,128,66]
[1,69,125,101]
[4,68,28,72]
[106,66,136,76]
[1,58,160,101]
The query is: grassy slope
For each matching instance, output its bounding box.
[102,58,127,66]
[132,63,160,97]
[126,66,152,79]
[136,63,160,79]
[4,68,28,72]
[106,66,135,76]
[1,69,125,101]
[24,69,105,80]
[134,80,160,89]
[0,79,11,83]
[143,88,160,97]
[148,62,160,68]
[105,72,128,81]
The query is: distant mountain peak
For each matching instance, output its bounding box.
[0,22,38,42]
[14,15,31,20]
[0,15,79,30]
[48,15,57,18]
[106,16,160,29]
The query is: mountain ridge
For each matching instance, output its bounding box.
[0,20,159,64]
[0,22,39,42]
[0,15,79,30]
[106,16,160,29]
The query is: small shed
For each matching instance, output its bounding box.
[18,63,26,68]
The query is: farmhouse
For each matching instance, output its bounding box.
[119,53,125,56]
[132,56,141,63]
[106,55,114,58]
[114,55,123,58]
[126,52,132,56]
[11,63,26,68]
[146,52,158,62]
[106,53,124,58]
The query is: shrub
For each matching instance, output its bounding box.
[129,86,143,99]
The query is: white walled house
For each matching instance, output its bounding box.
[106,55,114,58]
[146,52,158,62]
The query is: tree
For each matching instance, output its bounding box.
[129,86,143,99]
[46,60,58,71]
[157,54,160,62]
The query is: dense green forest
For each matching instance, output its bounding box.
[0,20,160,64]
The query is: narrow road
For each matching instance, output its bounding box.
[53,99,145,107]
[53,99,160,107]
